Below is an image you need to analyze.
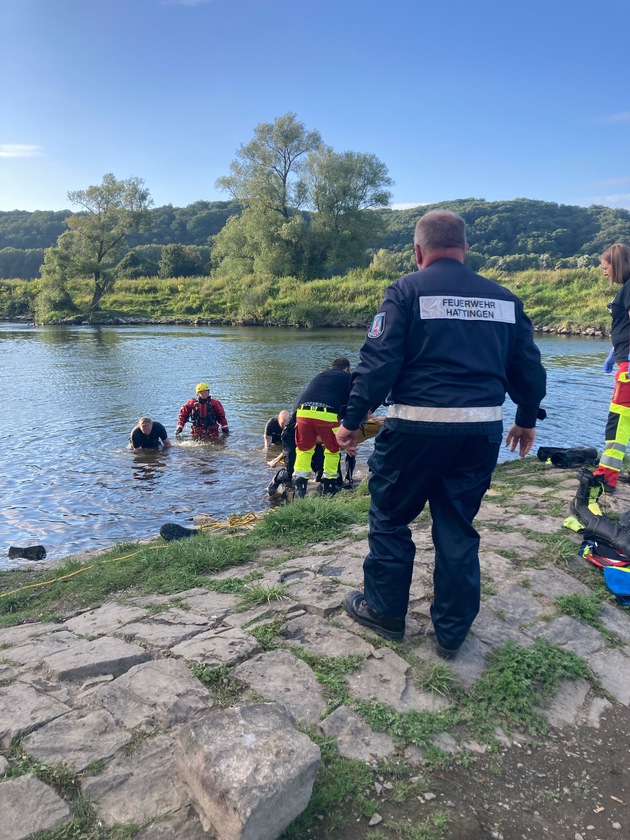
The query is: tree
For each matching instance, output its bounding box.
[214,113,393,279]
[39,173,152,312]
[307,147,393,272]
[216,112,321,219]
[158,244,205,278]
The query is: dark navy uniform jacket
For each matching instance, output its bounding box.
[344,259,546,432]
[295,369,352,415]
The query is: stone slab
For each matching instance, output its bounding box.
[524,567,591,600]
[283,613,373,657]
[283,577,345,617]
[476,527,540,560]
[0,622,64,648]
[173,588,241,616]
[83,733,190,824]
[0,682,71,748]
[542,678,591,728]
[486,585,545,627]
[45,636,150,680]
[470,608,534,649]
[0,774,71,840]
[115,609,213,649]
[175,704,321,840]
[346,648,449,713]
[233,649,327,724]
[524,616,606,657]
[22,708,132,771]
[478,551,519,592]
[319,705,395,762]
[588,648,630,705]
[415,633,489,689]
[63,602,147,636]
[170,627,261,667]
[92,658,212,729]
[134,805,211,839]
[599,604,630,644]
[7,630,81,664]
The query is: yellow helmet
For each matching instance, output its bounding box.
[196,382,210,394]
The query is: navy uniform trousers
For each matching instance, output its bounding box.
[364,423,501,650]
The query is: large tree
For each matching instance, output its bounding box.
[216,112,321,219]
[214,114,393,278]
[39,173,152,312]
[306,147,393,272]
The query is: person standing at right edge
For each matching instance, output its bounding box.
[592,244,630,493]
[336,210,546,659]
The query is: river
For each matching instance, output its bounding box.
[0,323,614,567]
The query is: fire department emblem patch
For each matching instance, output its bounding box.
[368,312,385,338]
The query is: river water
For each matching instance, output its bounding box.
[0,323,614,567]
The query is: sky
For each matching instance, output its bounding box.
[1,0,629,213]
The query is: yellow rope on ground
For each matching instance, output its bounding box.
[0,512,263,601]
[0,545,164,600]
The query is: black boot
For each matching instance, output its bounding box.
[295,477,308,498]
[321,478,339,496]
[8,545,46,561]
[160,523,198,541]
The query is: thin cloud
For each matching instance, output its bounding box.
[391,202,426,210]
[589,193,630,209]
[592,176,630,188]
[0,144,44,158]
[599,111,630,124]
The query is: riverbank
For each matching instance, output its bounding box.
[1,458,629,839]
[0,313,610,338]
[0,266,614,333]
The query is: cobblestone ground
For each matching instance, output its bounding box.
[0,461,629,840]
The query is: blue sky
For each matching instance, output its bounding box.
[1,0,629,212]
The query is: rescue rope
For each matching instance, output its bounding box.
[0,511,263,601]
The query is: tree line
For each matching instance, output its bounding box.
[3,111,630,320]
[3,195,630,283]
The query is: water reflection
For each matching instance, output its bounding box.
[131,450,169,486]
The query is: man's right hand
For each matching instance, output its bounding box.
[336,424,359,457]
[175,426,183,436]
[505,424,536,457]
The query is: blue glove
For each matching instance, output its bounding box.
[603,348,615,373]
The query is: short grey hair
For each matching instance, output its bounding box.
[414,210,467,251]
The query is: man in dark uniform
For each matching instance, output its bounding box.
[336,210,546,658]
[130,416,172,451]
[294,358,352,497]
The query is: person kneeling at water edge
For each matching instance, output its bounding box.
[130,416,172,451]
[293,358,352,498]
[175,383,230,440]
[264,410,291,449]
[336,210,546,658]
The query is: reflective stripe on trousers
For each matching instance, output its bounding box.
[595,362,630,487]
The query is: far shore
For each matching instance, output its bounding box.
[0,314,610,338]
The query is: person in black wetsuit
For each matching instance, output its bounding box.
[129,417,172,451]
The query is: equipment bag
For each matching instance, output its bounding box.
[603,566,630,606]
[537,447,599,468]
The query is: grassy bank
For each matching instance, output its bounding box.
[0,266,613,332]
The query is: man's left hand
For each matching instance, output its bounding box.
[505,424,536,457]
[336,424,359,457]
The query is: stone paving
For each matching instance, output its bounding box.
[1,464,630,838]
